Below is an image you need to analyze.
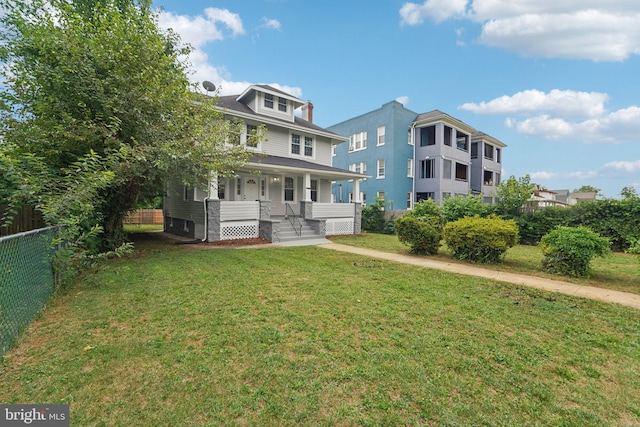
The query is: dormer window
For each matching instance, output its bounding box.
[278,97,287,112]
[264,93,274,109]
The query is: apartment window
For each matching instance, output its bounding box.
[485,144,494,160]
[311,179,318,202]
[291,133,301,154]
[416,192,435,201]
[456,131,469,152]
[484,170,494,185]
[444,126,452,146]
[407,192,412,209]
[278,97,287,112]
[350,162,366,174]
[377,126,385,146]
[443,159,452,179]
[377,191,385,201]
[471,142,478,159]
[496,148,501,163]
[246,124,258,146]
[284,177,294,201]
[408,129,413,145]
[420,125,436,146]
[264,93,274,109]
[349,131,367,152]
[377,159,385,178]
[304,136,313,157]
[455,162,468,181]
[495,172,501,185]
[407,158,413,177]
[360,192,366,205]
[420,158,435,179]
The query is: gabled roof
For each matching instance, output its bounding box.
[216,93,346,141]
[246,154,368,179]
[236,84,305,109]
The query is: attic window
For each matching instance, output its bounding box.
[264,93,274,109]
[278,97,287,112]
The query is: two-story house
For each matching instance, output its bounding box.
[163,85,367,243]
[330,106,506,208]
[328,101,419,210]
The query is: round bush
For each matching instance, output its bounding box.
[539,226,610,277]
[443,215,519,263]
[395,214,442,255]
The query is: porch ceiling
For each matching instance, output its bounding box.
[245,155,369,180]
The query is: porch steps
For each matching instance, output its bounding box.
[279,217,320,242]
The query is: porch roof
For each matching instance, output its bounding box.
[246,155,369,180]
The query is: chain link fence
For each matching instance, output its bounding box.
[0,226,61,355]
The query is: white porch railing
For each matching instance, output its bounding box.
[311,203,355,218]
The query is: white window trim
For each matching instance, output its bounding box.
[289,131,315,158]
[377,126,385,146]
[407,158,413,178]
[283,176,296,203]
[348,131,367,152]
[377,159,385,179]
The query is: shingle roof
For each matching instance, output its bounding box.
[248,154,366,177]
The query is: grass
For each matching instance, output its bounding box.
[329,233,640,295]
[1,232,639,425]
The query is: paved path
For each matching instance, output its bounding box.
[320,243,640,310]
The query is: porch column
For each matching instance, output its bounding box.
[208,173,219,200]
[304,172,312,201]
[353,179,361,203]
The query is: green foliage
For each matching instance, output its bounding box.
[443,215,519,264]
[516,206,571,245]
[0,0,263,251]
[573,185,601,195]
[494,175,535,219]
[539,226,610,277]
[395,214,442,255]
[441,194,491,223]
[620,185,638,200]
[406,199,441,220]
[361,197,394,234]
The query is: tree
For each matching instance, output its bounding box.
[494,175,535,219]
[620,186,638,199]
[0,0,260,251]
[573,185,601,195]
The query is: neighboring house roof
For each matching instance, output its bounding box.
[216,93,346,142]
[247,154,368,179]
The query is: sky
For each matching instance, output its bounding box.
[151,0,640,199]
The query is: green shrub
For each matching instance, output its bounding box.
[516,206,570,245]
[395,214,442,255]
[443,215,519,263]
[441,194,490,223]
[407,199,441,220]
[624,239,640,265]
[361,197,395,234]
[539,226,610,277]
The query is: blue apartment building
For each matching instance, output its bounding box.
[328,101,418,210]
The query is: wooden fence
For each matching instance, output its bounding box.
[124,209,164,225]
[0,205,45,237]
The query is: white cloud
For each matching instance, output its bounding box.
[460,89,608,118]
[530,158,640,183]
[157,8,301,97]
[400,1,640,61]
[260,17,282,31]
[602,160,640,174]
[396,96,410,105]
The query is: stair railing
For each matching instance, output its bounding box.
[285,203,302,237]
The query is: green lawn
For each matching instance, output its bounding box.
[330,233,640,295]
[1,232,639,425]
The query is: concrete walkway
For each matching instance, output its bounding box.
[319,243,640,310]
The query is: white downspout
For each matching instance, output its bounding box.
[410,123,416,210]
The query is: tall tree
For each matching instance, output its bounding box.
[573,185,601,195]
[494,174,535,218]
[0,0,259,250]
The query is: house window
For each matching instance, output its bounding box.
[420,125,436,146]
[278,97,287,112]
[456,131,469,152]
[237,178,242,195]
[443,159,452,179]
[360,192,366,205]
[407,192,412,209]
[484,170,494,186]
[471,142,478,159]
[349,131,367,152]
[407,158,413,177]
[261,179,266,197]
[416,192,435,201]
[304,136,313,157]
[485,144,494,160]
[408,129,413,145]
[218,182,225,200]
[455,163,468,181]
[183,186,189,201]
[377,191,385,202]
[311,180,318,202]
[377,159,385,178]
[496,148,501,163]
[291,134,301,154]
[246,124,258,146]
[264,93,274,109]
[444,126,452,146]
[377,126,385,146]
[349,192,353,203]
[284,177,294,201]
[420,159,435,179]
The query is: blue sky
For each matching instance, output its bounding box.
[152,0,640,198]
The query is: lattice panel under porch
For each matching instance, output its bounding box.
[325,219,354,236]
[220,221,259,240]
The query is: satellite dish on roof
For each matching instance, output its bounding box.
[202,80,216,93]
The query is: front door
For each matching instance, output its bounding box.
[244,177,259,201]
